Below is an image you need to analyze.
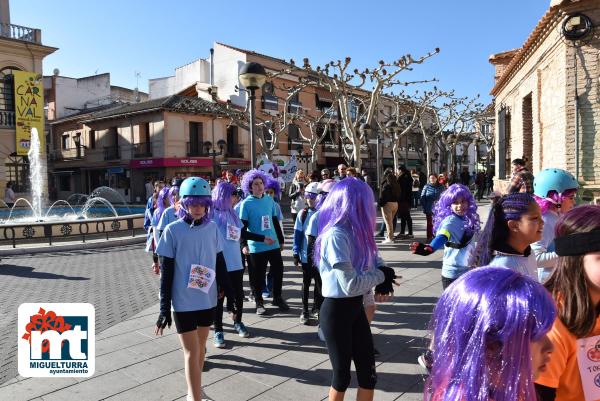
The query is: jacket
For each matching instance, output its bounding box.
[420,183,444,214]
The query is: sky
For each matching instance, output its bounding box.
[12,0,550,104]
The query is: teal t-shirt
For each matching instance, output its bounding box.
[239,195,280,254]
[212,211,244,272]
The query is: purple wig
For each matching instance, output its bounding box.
[313,178,377,272]
[469,193,536,267]
[154,186,171,221]
[240,169,269,196]
[211,181,241,229]
[168,185,179,205]
[265,177,282,199]
[428,266,555,401]
[432,184,480,235]
[534,188,577,214]
[176,195,212,224]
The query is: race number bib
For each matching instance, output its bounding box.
[261,215,271,231]
[187,264,215,294]
[576,334,600,401]
[226,224,241,241]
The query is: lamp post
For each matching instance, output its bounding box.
[239,62,267,169]
[203,139,227,179]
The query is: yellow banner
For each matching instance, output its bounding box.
[14,71,44,155]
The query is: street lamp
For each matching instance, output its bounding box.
[239,62,267,169]
[203,139,227,179]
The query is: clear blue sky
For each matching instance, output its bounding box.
[12,0,549,104]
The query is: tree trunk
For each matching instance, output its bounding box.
[425,140,433,176]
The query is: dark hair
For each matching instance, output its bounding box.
[545,205,600,338]
[512,158,526,166]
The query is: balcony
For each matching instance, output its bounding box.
[0,23,41,44]
[49,147,84,162]
[187,142,206,157]
[131,142,152,158]
[225,144,245,158]
[0,110,15,128]
[104,146,120,161]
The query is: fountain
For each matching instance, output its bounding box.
[28,127,43,220]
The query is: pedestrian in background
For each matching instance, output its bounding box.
[420,174,444,242]
[397,166,414,239]
[289,170,308,223]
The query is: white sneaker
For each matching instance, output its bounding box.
[381,238,394,244]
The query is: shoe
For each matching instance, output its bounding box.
[317,325,326,342]
[234,322,250,338]
[213,331,225,348]
[256,303,267,315]
[262,290,271,299]
[245,293,255,303]
[300,311,310,325]
[272,298,290,311]
[381,238,394,244]
[404,234,414,239]
[311,309,320,320]
[373,347,380,357]
[417,350,433,374]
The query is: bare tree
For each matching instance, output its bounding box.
[285,50,439,170]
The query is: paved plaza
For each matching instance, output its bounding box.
[0,213,448,401]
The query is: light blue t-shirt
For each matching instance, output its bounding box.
[489,251,538,281]
[156,219,224,312]
[212,211,243,272]
[294,208,316,263]
[437,214,474,279]
[306,210,320,238]
[318,225,385,298]
[239,195,280,253]
[531,210,560,282]
[157,206,179,232]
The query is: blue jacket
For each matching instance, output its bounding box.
[420,184,444,214]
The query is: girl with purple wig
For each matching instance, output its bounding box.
[157,185,180,236]
[211,181,251,347]
[531,168,579,282]
[238,169,288,315]
[314,178,397,400]
[410,184,480,289]
[469,193,542,280]
[147,186,172,274]
[154,177,232,401]
[535,205,600,401]
[428,266,555,401]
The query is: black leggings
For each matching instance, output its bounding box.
[214,269,245,331]
[441,276,457,290]
[301,262,323,313]
[320,296,377,392]
[248,249,284,302]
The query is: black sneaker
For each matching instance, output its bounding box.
[300,311,309,325]
[272,298,290,311]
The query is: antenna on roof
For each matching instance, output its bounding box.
[134,71,141,102]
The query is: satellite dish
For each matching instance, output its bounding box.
[53,68,60,76]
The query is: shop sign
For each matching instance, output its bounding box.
[130,158,212,168]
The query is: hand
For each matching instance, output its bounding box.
[293,255,300,267]
[242,246,249,255]
[154,312,172,336]
[412,242,434,256]
[218,288,225,299]
[377,265,398,283]
[409,242,419,252]
[264,236,275,245]
[280,244,284,251]
[152,262,160,275]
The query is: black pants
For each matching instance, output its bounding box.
[441,276,457,290]
[301,262,323,313]
[214,269,245,331]
[320,296,377,392]
[398,201,413,235]
[248,249,284,303]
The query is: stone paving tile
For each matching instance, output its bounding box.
[103,371,187,401]
[39,370,140,401]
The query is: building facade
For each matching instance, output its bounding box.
[490,0,600,201]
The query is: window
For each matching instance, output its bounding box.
[348,100,358,121]
[188,121,203,156]
[261,82,278,111]
[288,93,302,115]
[61,134,69,150]
[0,67,18,112]
[226,125,241,157]
[288,124,300,150]
[89,130,96,149]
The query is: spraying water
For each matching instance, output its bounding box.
[27,127,43,220]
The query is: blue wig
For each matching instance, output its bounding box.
[176,195,212,225]
[433,184,480,236]
[265,177,282,200]
[468,193,537,267]
[211,181,241,229]
[428,266,556,401]
[240,169,269,196]
[313,178,377,272]
[154,186,171,221]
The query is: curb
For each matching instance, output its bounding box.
[0,236,145,256]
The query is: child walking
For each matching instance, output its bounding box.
[314,178,397,401]
[410,184,480,289]
[155,177,231,401]
[535,205,600,401]
[292,181,322,325]
[211,181,251,348]
[531,168,579,282]
[469,193,542,280]
[427,267,555,401]
[149,186,171,275]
